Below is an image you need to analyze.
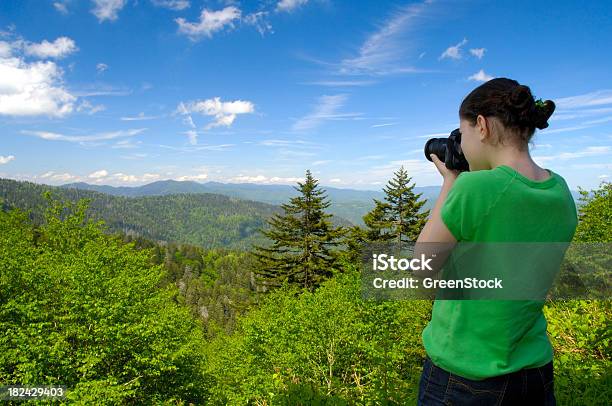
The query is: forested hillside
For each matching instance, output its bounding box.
[0,178,352,250]
[61,179,441,225]
[0,177,609,404]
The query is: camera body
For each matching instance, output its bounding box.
[424,128,470,172]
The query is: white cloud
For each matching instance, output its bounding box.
[120,112,160,121]
[244,11,273,36]
[182,114,196,128]
[77,99,106,115]
[540,124,594,134]
[0,41,12,58]
[176,173,208,181]
[276,0,308,12]
[228,174,304,184]
[302,80,376,87]
[24,37,77,59]
[468,69,494,82]
[150,0,190,10]
[175,6,241,40]
[0,155,15,164]
[72,85,131,97]
[371,122,397,128]
[338,0,433,75]
[440,38,468,60]
[329,178,341,183]
[21,128,146,142]
[39,171,79,183]
[177,97,255,130]
[469,48,486,59]
[0,55,76,117]
[96,62,108,73]
[112,139,142,149]
[258,139,310,147]
[53,1,69,14]
[292,94,349,131]
[88,169,108,179]
[35,170,163,185]
[533,146,611,163]
[92,0,127,22]
[186,130,198,145]
[555,89,612,109]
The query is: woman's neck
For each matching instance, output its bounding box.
[487,148,550,180]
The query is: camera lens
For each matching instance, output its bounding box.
[424,138,448,162]
[423,128,470,171]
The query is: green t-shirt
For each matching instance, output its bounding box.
[421,164,578,380]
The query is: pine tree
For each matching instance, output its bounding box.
[363,166,430,247]
[251,170,346,291]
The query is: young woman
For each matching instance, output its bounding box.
[415,78,578,405]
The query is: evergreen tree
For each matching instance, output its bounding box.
[363,166,429,246]
[251,170,346,291]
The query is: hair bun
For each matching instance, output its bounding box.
[507,85,533,111]
[533,99,556,129]
[504,85,536,128]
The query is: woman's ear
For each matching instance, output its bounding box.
[476,115,490,142]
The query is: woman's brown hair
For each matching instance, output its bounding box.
[459,78,555,148]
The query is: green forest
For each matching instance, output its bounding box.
[0,171,610,405]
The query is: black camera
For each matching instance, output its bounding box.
[424,128,470,172]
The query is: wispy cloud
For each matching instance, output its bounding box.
[540,124,595,134]
[371,122,397,128]
[301,80,377,87]
[21,128,146,143]
[71,85,131,97]
[258,139,311,147]
[159,143,235,152]
[150,0,190,11]
[76,100,106,115]
[533,146,611,163]
[555,89,612,109]
[244,11,274,36]
[335,0,435,76]
[293,94,357,131]
[120,112,161,121]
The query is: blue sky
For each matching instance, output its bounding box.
[1,0,611,190]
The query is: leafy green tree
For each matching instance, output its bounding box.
[574,181,611,242]
[251,170,346,291]
[0,195,212,404]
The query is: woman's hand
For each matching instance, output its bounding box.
[430,154,460,183]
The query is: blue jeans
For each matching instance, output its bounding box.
[417,355,556,405]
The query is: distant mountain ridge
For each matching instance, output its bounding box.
[1,178,351,250]
[61,180,443,225]
[60,179,583,225]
